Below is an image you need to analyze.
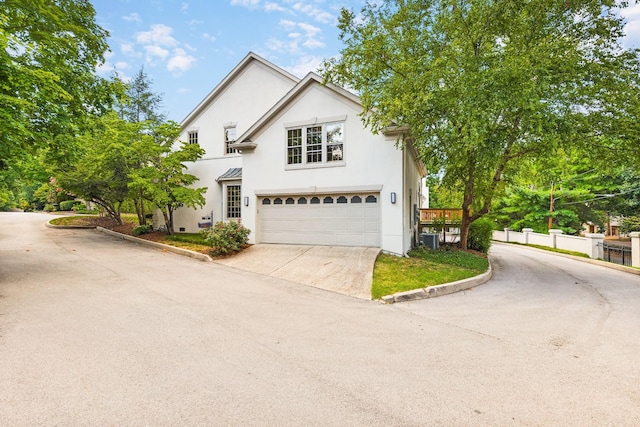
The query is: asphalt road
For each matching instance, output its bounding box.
[1,212,640,426]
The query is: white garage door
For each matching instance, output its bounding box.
[259,194,380,247]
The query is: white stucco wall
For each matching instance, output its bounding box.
[240,83,413,255]
[172,59,297,233]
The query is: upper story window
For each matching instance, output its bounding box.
[225,126,237,154]
[188,131,198,145]
[286,121,344,167]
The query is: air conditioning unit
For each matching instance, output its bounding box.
[419,233,439,250]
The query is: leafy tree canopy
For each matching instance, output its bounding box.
[322,0,640,247]
[0,0,110,169]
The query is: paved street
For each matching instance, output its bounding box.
[1,212,640,426]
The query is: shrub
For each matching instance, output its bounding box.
[44,204,56,212]
[132,224,153,236]
[201,220,250,256]
[467,216,494,253]
[59,200,81,211]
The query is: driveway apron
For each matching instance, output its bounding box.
[212,244,380,299]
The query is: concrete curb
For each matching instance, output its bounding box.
[96,226,213,262]
[45,222,96,229]
[493,241,640,276]
[380,263,493,304]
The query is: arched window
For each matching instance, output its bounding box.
[310,197,320,204]
[323,196,334,204]
[298,197,307,204]
[285,197,295,205]
[351,195,362,203]
[262,198,271,205]
[337,196,348,204]
[274,197,283,205]
[365,195,377,203]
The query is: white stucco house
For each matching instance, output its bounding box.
[170,52,426,256]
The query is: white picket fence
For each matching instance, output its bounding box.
[493,228,640,268]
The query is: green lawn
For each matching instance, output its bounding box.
[371,247,489,299]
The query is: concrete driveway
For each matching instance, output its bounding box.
[213,244,380,300]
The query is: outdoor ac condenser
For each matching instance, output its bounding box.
[419,233,439,250]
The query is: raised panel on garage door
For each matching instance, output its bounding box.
[259,194,380,247]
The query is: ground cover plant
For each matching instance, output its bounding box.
[372,247,488,299]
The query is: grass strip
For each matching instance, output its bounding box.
[371,248,488,300]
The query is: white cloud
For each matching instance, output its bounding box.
[264,2,287,12]
[273,20,324,52]
[286,55,324,78]
[121,42,140,57]
[136,24,178,47]
[177,87,191,94]
[115,61,130,70]
[231,0,261,7]
[122,12,142,23]
[202,32,217,43]
[167,48,196,74]
[145,45,170,62]
[291,2,334,24]
[181,2,189,12]
[622,3,640,48]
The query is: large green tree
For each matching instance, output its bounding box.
[128,121,206,235]
[55,113,138,224]
[322,0,640,248]
[117,67,166,225]
[0,0,110,168]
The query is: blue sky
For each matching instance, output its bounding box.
[93,0,366,122]
[93,0,640,123]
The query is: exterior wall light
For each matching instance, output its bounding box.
[390,192,397,204]
[244,196,249,207]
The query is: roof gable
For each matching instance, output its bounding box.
[180,52,300,129]
[236,72,362,144]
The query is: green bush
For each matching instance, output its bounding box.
[72,204,97,214]
[59,200,81,211]
[132,224,153,236]
[201,220,250,256]
[467,217,494,253]
[44,204,56,212]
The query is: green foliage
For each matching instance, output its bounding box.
[201,221,250,256]
[372,248,488,299]
[0,0,111,170]
[322,0,640,248]
[128,121,207,234]
[54,113,134,224]
[166,233,209,245]
[132,224,153,236]
[59,200,81,211]
[71,204,97,214]
[467,217,494,253]
[493,186,603,235]
[620,216,640,235]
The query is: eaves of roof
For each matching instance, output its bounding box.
[180,52,300,129]
[235,72,362,145]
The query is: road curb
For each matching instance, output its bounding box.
[380,263,493,304]
[45,222,96,229]
[493,241,640,276]
[96,226,213,262]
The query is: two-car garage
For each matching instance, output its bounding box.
[258,193,380,247]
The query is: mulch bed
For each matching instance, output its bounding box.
[70,216,170,243]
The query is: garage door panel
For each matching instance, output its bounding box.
[259,193,380,247]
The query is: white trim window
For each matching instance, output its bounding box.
[226,184,241,219]
[225,125,237,154]
[286,121,344,167]
[188,131,198,145]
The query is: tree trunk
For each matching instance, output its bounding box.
[162,206,174,235]
[134,195,146,226]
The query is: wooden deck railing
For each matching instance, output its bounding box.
[419,208,465,224]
